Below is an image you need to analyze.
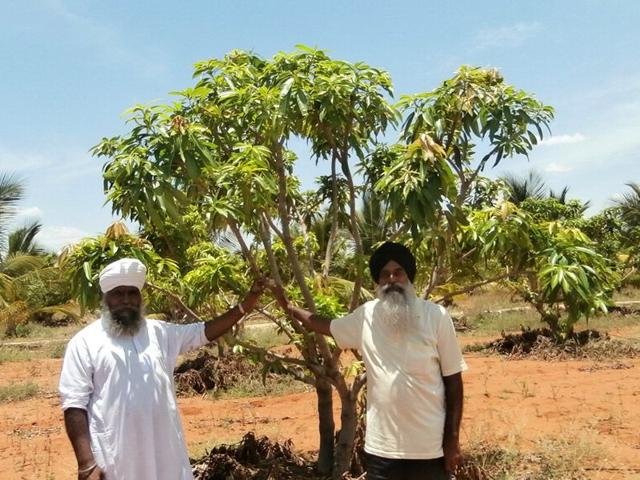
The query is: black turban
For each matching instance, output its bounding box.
[369,242,416,284]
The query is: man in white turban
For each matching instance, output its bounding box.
[59,258,265,480]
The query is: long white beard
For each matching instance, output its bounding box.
[376,282,417,336]
[101,300,145,337]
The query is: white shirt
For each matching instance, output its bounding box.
[330,298,467,459]
[59,318,209,480]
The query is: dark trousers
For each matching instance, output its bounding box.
[365,453,448,480]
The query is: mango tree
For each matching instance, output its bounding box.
[460,201,617,340]
[92,47,396,477]
[367,66,554,298]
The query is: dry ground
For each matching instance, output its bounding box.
[1,349,640,479]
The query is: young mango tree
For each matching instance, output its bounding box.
[459,200,618,340]
[365,66,554,300]
[92,47,396,477]
[60,222,180,313]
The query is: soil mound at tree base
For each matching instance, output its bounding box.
[174,352,257,396]
[481,327,640,360]
[191,432,322,480]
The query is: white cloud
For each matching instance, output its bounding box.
[540,133,586,146]
[473,22,541,50]
[13,206,44,219]
[544,162,573,173]
[0,148,52,172]
[36,225,90,253]
[43,0,165,78]
[1,145,99,185]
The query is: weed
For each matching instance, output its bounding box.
[0,341,68,363]
[214,374,311,400]
[0,382,40,403]
[515,379,535,399]
[458,425,605,480]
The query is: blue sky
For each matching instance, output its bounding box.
[2,0,639,251]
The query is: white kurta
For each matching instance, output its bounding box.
[59,318,208,480]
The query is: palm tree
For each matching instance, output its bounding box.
[1,221,47,293]
[615,182,640,227]
[500,170,547,204]
[357,189,392,256]
[0,174,48,308]
[549,186,570,204]
[0,174,24,251]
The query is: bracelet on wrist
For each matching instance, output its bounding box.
[78,462,97,474]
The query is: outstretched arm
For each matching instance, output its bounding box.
[286,304,333,336]
[204,278,266,342]
[442,372,464,474]
[269,283,333,336]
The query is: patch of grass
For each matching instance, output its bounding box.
[612,285,640,302]
[46,341,67,359]
[239,324,291,349]
[214,373,311,400]
[459,426,604,480]
[0,382,40,403]
[452,286,528,318]
[188,435,242,460]
[18,323,83,341]
[0,340,68,363]
[0,346,34,362]
[464,308,542,337]
[583,311,640,335]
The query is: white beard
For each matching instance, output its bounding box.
[375,282,417,336]
[101,300,146,337]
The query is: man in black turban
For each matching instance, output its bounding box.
[271,242,467,480]
[369,241,417,284]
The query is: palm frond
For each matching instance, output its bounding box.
[0,272,16,306]
[500,170,547,204]
[0,174,25,250]
[8,221,46,256]
[32,303,81,322]
[0,253,47,277]
[315,273,374,303]
[213,228,242,253]
[549,186,570,204]
[615,182,640,226]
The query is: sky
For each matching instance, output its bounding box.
[1,0,639,252]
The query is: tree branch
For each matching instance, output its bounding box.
[433,271,524,303]
[228,220,260,276]
[146,281,203,322]
[352,372,367,399]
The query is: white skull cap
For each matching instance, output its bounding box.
[99,258,147,293]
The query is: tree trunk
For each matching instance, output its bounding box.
[315,377,335,475]
[339,153,365,312]
[333,390,358,479]
[322,156,340,282]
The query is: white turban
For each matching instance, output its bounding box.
[99,258,147,293]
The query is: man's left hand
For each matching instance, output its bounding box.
[443,438,462,474]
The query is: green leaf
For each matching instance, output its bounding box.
[280,77,294,98]
[82,262,93,282]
